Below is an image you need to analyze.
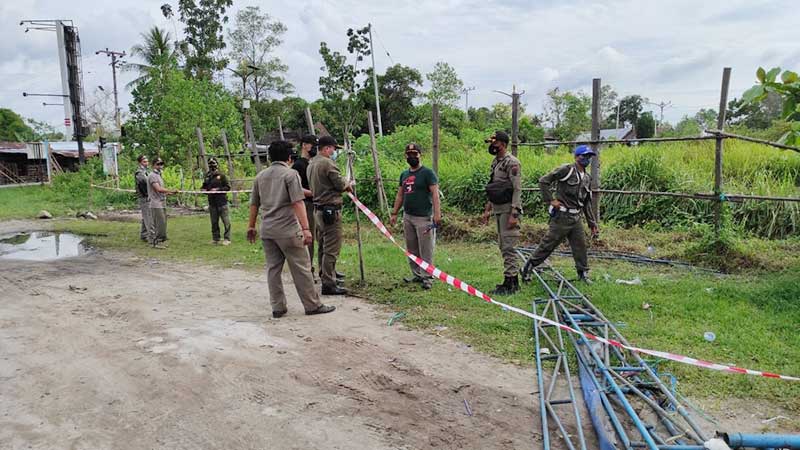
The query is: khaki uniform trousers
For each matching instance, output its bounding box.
[304,200,317,268]
[496,211,521,277]
[527,212,589,273]
[261,234,322,314]
[150,207,168,245]
[403,214,435,279]
[138,197,152,241]
[315,209,343,288]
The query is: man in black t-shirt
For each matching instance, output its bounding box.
[389,143,441,290]
[292,134,320,274]
[202,158,232,245]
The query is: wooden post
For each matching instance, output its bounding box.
[220,129,238,207]
[367,111,388,214]
[590,78,602,223]
[277,116,285,140]
[304,107,315,134]
[89,173,94,211]
[432,103,440,176]
[196,127,209,173]
[245,112,262,172]
[179,167,185,207]
[511,90,520,157]
[714,68,732,235]
[347,149,366,284]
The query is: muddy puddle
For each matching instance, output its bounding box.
[0,231,89,261]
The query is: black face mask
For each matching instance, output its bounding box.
[309,145,318,157]
[488,144,500,155]
[406,156,420,167]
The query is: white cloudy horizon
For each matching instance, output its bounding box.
[1,0,798,134]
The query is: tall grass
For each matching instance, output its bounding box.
[352,125,800,238]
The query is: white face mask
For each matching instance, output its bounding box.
[332,150,341,161]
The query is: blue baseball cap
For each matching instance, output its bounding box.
[574,145,596,156]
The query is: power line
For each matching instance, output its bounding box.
[372,26,394,65]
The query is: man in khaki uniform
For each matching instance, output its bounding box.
[308,135,352,295]
[147,157,178,249]
[481,131,523,295]
[523,145,599,282]
[134,155,151,242]
[247,140,336,318]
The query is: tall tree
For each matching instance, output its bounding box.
[543,88,591,141]
[635,111,656,138]
[0,108,34,141]
[694,108,718,130]
[177,0,233,80]
[26,118,64,141]
[600,84,620,128]
[227,6,292,101]
[84,87,118,139]
[425,61,463,106]
[125,27,178,88]
[728,91,782,130]
[359,64,423,133]
[617,95,647,128]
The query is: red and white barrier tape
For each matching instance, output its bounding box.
[91,184,251,194]
[346,193,799,382]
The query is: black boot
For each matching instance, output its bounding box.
[491,276,519,296]
[577,271,592,284]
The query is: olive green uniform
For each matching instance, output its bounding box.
[134,165,152,241]
[489,154,523,277]
[308,155,348,289]
[147,170,168,245]
[251,161,322,314]
[529,163,597,273]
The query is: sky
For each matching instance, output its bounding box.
[2,0,799,136]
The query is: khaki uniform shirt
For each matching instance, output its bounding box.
[250,161,305,239]
[490,153,523,214]
[308,155,348,207]
[538,163,597,229]
[147,170,166,209]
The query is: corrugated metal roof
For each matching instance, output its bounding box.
[576,126,635,142]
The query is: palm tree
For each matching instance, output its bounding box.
[124,27,177,89]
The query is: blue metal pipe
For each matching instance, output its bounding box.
[532,301,550,450]
[724,433,800,449]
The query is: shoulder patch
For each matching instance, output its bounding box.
[510,165,519,176]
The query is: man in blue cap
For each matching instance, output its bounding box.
[524,145,599,282]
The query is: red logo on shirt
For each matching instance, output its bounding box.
[403,175,416,194]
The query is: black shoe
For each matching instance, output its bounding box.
[272,309,287,318]
[336,271,345,280]
[577,271,593,284]
[491,276,519,296]
[403,275,423,283]
[306,304,336,315]
[321,285,348,296]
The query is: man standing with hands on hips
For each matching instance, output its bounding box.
[247,140,336,318]
[482,131,523,295]
[389,143,441,290]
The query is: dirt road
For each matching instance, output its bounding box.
[0,225,540,449]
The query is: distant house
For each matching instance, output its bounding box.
[0,141,108,185]
[576,126,636,143]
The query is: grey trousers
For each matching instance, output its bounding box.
[209,204,231,241]
[262,235,322,314]
[496,211,521,277]
[403,214,435,279]
[315,209,342,289]
[138,197,152,241]
[150,207,167,244]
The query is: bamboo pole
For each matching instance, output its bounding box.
[367,111,388,214]
[347,150,366,284]
[511,90,520,157]
[245,112,262,172]
[304,107,315,134]
[220,129,238,207]
[432,103,440,176]
[196,127,209,173]
[520,135,717,147]
[590,78,601,222]
[277,116,285,140]
[714,68,732,235]
[706,129,800,154]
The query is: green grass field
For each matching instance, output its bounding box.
[41,208,800,414]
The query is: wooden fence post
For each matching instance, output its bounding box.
[367,111,388,213]
[511,90,520,157]
[277,116,285,140]
[347,149,366,284]
[304,107,315,134]
[244,112,262,172]
[196,127,209,173]
[220,129,238,207]
[714,68,732,236]
[432,103,440,176]
[590,78,602,223]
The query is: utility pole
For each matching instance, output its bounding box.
[616,101,621,129]
[647,100,673,137]
[493,86,525,156]
[95,48,126,132]
[461,86,476,121]
[368,23,383,136]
